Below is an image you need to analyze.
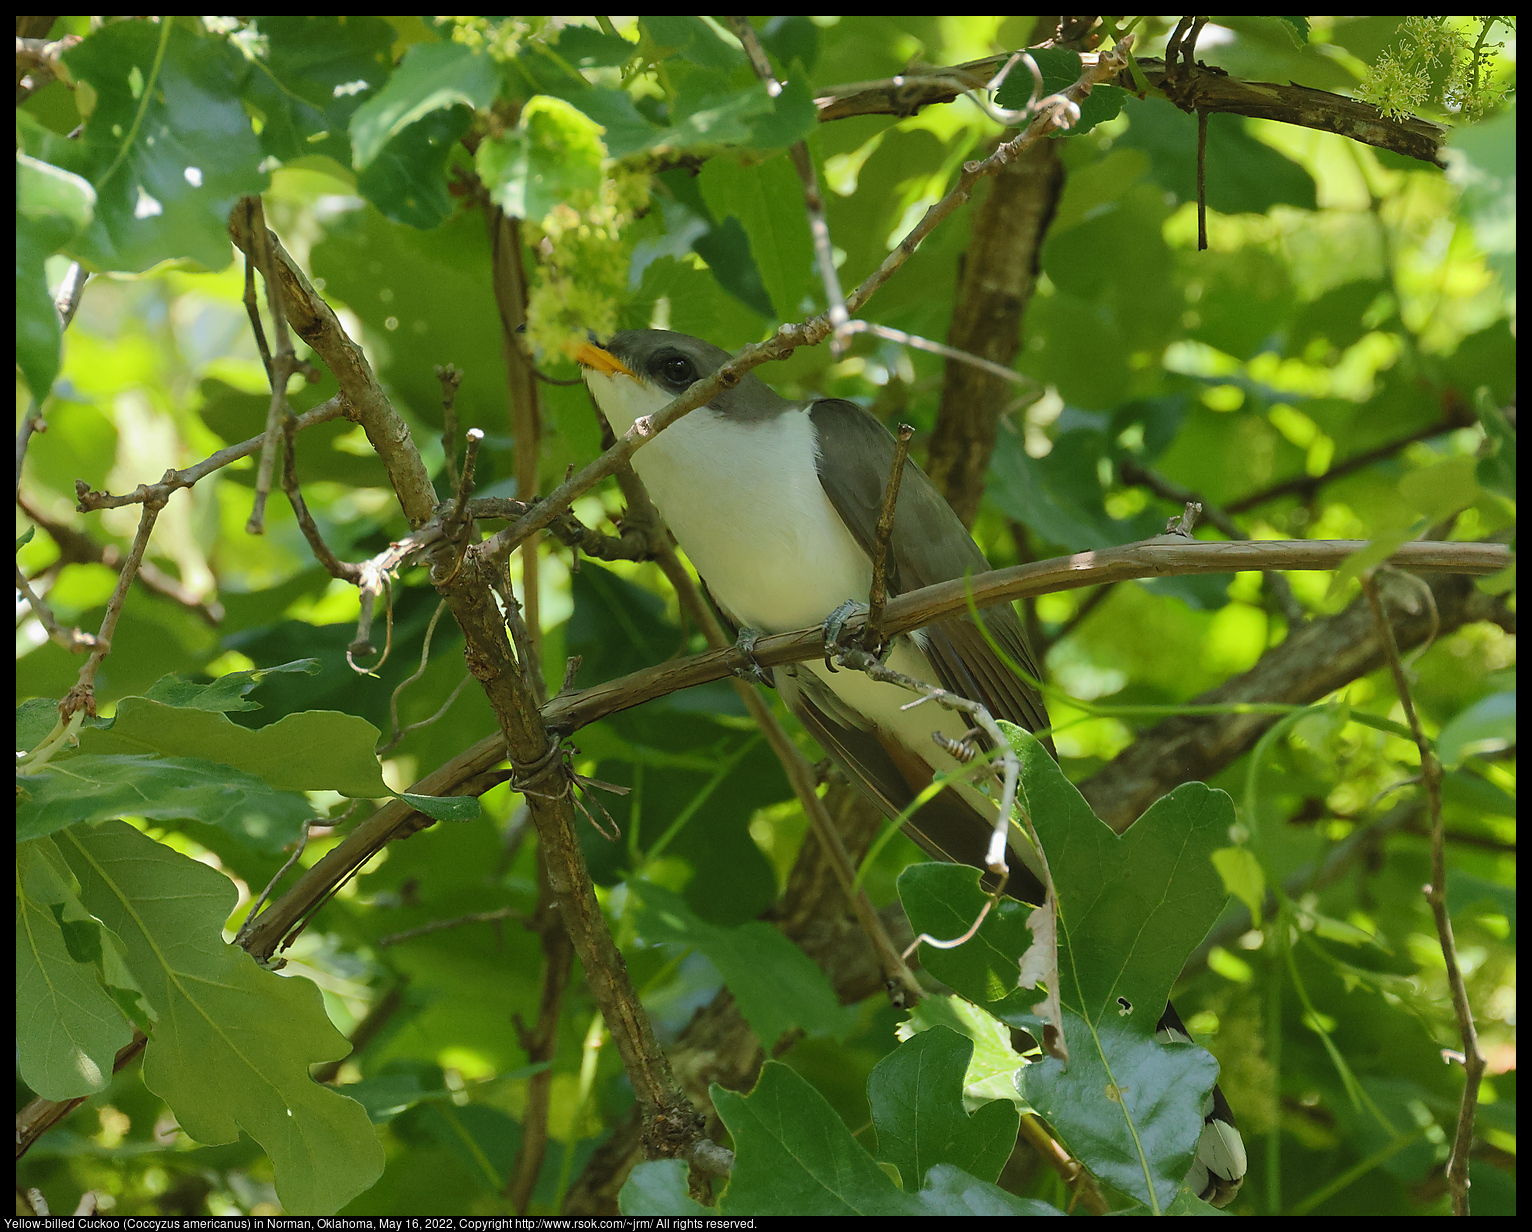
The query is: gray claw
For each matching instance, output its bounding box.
[730,627,775,687]
[822,599,870,672]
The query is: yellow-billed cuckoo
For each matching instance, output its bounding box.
[576,328,1245,1207]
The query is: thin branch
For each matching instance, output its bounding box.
[233,820,316,949]
[73,393,351,511]
[243,195,297,535]
[867,423,914,633]
[1362,576,1483,1217]
[279,410,363,585]
[378,906,525,949]
[1118,457,1305,626]
[59,493,166,718]
[813,49,1449,167]
[17,490,225,624]
[843,319,1040,389]
[541,538,1510,737]
[488,207,545,660]
[437,363,464,494]
[15,563,97,651]
[504,857,573,1212]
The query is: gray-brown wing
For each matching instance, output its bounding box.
[808,399,1051,743]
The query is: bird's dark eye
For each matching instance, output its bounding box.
[658,355,694,387]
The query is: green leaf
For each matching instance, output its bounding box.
[629,883,848,1046]
[994,48,1126,136]
[899,995,1033,1111]
[1021,1009,1220,1212]
[619,1159,714,1216]
[477,95,605,224]
[77,696,391,798]
[999,726,1233,1210]
[403,1101,520,1192]
[241,16,395,165]
[640,16,741,73]
[16,698,65,755]
[1211,845,1266,923]
[869,1026,1020,1188]
[16,754,316,848]
[744,68,818,150]
[16,839,136,1099]
[397,791,481,822]
[553,86,664,161]
[896,863,1037,1022]
[714,1061,914,1215]
[15,152,96,399]
[699,153,816,321]
[1446,108,1515,299]
[62,19,268,271]
[914,1163,1063,1215]
[553,26,639,71]
[350,39,499,170]
[142,660,322,713]
[1436,692,1515,768]
[715,1062,1054,1216]
[58,822,384,1214]
[355,105,473,229]
[1398,455,1480,523]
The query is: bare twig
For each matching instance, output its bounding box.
[53,260,87,330]
[1119,457,1305,625]
[437,363,464,494]
[15,563,97,651]
[73,393,351,511]
[541,538,1511,738]
[813,50,1449,167]
[280,412,363,586]
[829,644,1062,1055]
[18,490,225,624]
[843,319,1039,389]
[867,423,914,632]
[488,207,544,659]
[379,601,463,755]
[234,820,317,949]
[378,906,525,949]
[59,493,167,719]
[243,196,297,535]
[1362,576,1483,1217]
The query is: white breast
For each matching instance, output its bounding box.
[587,370,872,632]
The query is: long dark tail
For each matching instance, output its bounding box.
[1157,1000,1247,1207]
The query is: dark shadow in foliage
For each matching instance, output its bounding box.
[566,564,785,925]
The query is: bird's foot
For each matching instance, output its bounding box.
[822,599,885,672]
[729,626,775,687]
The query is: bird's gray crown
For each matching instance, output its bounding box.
[602,329,793,422]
